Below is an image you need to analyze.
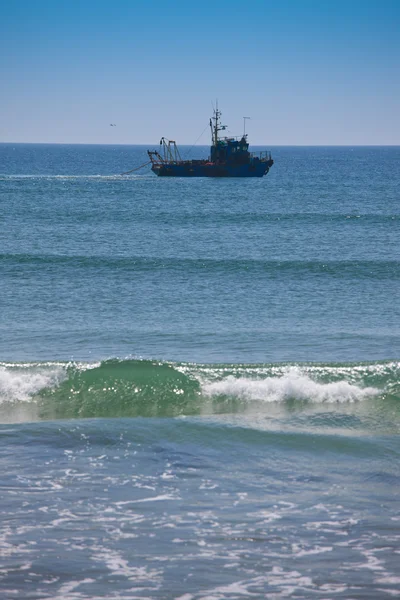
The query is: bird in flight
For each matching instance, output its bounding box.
[110,124,116,127]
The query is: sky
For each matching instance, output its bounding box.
[1,0,399,145]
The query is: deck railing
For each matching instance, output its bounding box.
[250,150,272,160]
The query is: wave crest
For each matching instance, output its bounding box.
[0,363,66,403]
[202,368,379,404]
[0,359,397,423]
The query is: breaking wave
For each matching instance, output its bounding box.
[0,359,398,424]
[201,369,378,403]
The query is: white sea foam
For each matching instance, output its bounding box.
[0,364,66,403]
[53,578,95,599]
[119,494,180,504]
[202,368,378,403]
[376,577,400,585]
[291,543,333,557]
[91,546,162,585]
[0,361,101,405]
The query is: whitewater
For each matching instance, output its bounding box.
[0,359,398,422]
[0,143,399,598]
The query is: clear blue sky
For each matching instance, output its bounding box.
[1,0,399,145]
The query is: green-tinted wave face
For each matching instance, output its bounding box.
[0,359,399,430]
[38,360,202,420]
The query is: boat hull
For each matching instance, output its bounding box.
[151,160,273,178]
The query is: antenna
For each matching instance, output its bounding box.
[243,116,250,136]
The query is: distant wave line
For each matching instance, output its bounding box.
[1,253,399,278]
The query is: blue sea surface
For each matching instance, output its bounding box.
[0,143,399,599]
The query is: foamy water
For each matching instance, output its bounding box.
[0,364,66,403]
[201,368,379,403]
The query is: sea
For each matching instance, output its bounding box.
[0,143,399,599]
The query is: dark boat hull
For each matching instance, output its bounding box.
[147,106,274,178]
[152,160,273,178]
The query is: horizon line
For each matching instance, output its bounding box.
[1,142,400,148]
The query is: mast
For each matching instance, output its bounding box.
[210,103,225,146]
[214,103,219,146]
[210,103,228,163]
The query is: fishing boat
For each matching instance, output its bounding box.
[147,107,273,178]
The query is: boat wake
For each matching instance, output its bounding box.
[0,174,148,181]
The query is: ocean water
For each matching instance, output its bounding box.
[0,143,399,599]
